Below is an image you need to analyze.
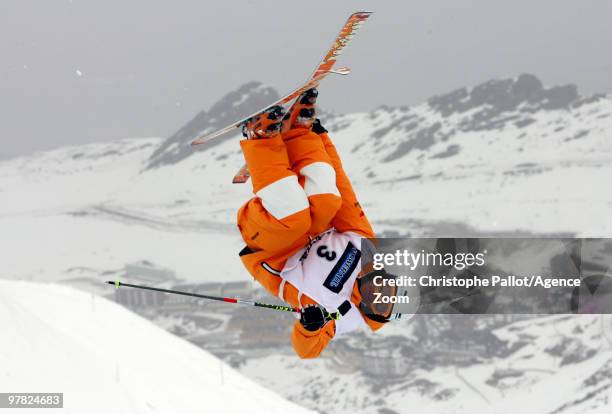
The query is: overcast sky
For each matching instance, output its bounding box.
[1,0,611,159]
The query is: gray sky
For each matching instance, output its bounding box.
[1,0,611,159]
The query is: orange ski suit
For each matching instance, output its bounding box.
[237,127,384,359]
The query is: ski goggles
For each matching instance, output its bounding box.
[357,269,400,322]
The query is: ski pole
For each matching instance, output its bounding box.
[106,279,299,313]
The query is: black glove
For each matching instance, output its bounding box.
[299,304,328,331]
[311,118,328,135]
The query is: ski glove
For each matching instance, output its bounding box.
[299,304,329,331]
[311,118,328,135]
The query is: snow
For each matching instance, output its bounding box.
[0,137,250,284]
[327,99,612,237]
[0,279,313,414]
[0,214,246,283]
[240,315,612,414]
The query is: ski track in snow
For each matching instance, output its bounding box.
[75,203,235,233]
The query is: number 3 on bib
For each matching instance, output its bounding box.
[317,245,337,261]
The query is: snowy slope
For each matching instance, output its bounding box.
[0,279,313,414]
[0,137,248,284]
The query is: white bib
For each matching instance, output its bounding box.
[281,229,368,336]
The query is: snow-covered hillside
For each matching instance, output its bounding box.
[0,279,312,414]
[0,74,610,285]
[241,314,612,414]
[328,74,612,237]
[0,137,248,284]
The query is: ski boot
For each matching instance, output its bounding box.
[282,88,318,132]
[241,105,286,139]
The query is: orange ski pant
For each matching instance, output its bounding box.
[237,128,374,257]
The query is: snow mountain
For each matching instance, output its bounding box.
[147,82,279,169]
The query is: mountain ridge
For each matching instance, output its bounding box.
[146,82,278,169]
[145,73,608,170]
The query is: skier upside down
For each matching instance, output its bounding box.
[237,89,396,358]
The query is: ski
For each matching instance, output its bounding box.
[191,73,335,146]
[227,11,372,183]
[190,11,373,148]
